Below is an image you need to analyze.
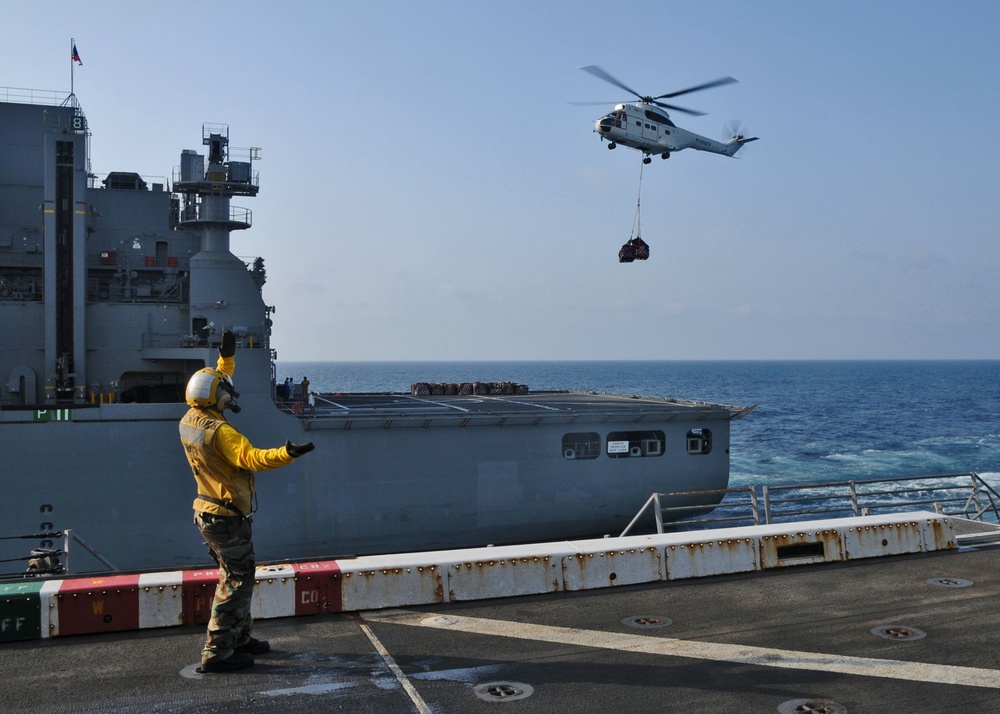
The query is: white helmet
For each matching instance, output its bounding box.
[185,368,240,411]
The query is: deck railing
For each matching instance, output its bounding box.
[621,472,1000,536]
[0,529,116,580]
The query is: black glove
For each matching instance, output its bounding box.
[285,440,315,458]
[219,330,236,358]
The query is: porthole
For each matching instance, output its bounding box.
[686,428,712,455]
[607,430,665,458]
[562,432,600,460]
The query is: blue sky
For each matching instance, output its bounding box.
[5,1,999,359]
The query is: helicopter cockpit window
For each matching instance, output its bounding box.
[644,109,672,125]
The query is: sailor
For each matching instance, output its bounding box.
[179,329,315,673]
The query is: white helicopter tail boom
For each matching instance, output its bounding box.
[726,135,758,156]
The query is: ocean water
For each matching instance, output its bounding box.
[276,360,1000,490]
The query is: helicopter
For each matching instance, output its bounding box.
[576,65,757,164]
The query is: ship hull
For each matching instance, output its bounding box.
[2,378,736,572]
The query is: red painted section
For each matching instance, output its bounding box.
[55,574,140,636]
[293,561,343,614]
[14,558,348,640]
[181,568,220,625]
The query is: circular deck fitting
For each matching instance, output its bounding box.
[622,615,673,629]
[777,699,847,714]
[473,681,534,702]
[927,577,972,588]
[870,625,926,641]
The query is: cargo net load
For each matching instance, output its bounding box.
[411,381,529,396]
[618,156,650,263]
[619,236,649,263]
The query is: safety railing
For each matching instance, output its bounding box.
[0,529,117,580]
[0,86,72,106]
[621,472,1000,536]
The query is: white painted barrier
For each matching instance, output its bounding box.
[3,512,957,642]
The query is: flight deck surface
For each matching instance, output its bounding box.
[292,390,750,427]
[4,542,999,713]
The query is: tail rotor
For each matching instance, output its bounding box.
[722,120,755,157]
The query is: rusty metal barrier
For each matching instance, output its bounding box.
[622,472,1000,536]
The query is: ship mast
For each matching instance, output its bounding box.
[172,125,263,349]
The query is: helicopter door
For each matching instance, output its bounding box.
[641,119,660,143]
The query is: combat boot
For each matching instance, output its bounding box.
[235,637,270,655]
[197,652,254,673]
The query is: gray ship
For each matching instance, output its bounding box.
[0,88,753,573]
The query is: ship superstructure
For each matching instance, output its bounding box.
[0,90,267,407]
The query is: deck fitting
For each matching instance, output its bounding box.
[622,615,672,629]
[870,624,926,641]
[777,699,847,714]
[473,681,533,702]
[927,577,972,588]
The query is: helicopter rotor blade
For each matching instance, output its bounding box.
[578,65,644,102]
[654,76,738,100]
[578,67,738,115]
[651,100,706,116]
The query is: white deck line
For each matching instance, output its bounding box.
[370,611,1000,689]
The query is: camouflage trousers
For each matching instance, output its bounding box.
[195,511,256,661]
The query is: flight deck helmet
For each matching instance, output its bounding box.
[185,368,241,412]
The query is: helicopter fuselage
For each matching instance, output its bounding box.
[596,103,753,159]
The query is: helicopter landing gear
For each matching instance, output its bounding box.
[607,142,616,150]
[661,152,670,160]
[642,155,651,165]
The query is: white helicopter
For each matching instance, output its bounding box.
[577,65,758,164]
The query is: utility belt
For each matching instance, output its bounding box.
[195,494,251,520]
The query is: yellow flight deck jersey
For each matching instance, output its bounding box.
[179,354,295,517]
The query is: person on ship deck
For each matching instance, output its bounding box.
[179,329,315,673]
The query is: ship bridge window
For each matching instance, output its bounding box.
[562,432,600,460]
[606,430,665,459]
[686,428,712,455]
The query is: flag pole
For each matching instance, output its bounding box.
[70,37,75,96]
